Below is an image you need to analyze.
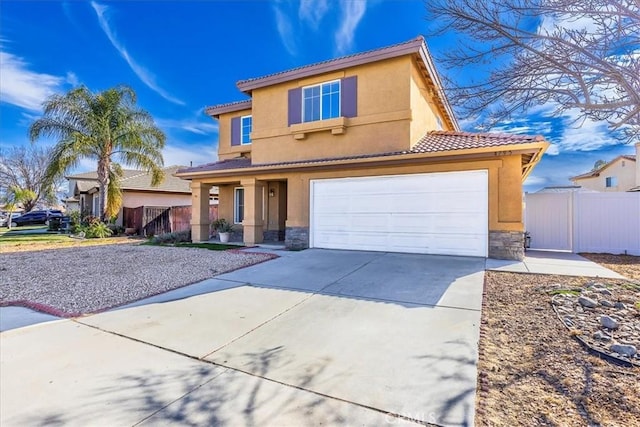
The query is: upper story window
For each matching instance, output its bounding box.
[605,176,617,187]
[303,80,340,122]
[288,76,357,126]
[231,115,252,147]
[241,115,252,144]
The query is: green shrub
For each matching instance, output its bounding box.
[84,221,113,239]
[107,224,124,235]
[149,230,191,244]
[212,218,234,233]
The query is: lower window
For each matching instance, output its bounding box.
[234,188,245,223]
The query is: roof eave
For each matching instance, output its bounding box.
[236,38,426,94]
[175,141,548,180]
[204,100,252,118]
[416,44,460,131]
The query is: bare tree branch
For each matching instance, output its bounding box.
[0,146,61,212]
[425,0,640,142]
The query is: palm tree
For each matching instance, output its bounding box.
[30,85,166,220]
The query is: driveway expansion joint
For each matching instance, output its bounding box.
[72,318,431,426]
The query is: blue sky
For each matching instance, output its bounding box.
[0,0,635,193]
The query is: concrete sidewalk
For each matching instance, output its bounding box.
[485,250,625,278]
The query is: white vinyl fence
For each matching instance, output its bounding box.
[525,192,640,256]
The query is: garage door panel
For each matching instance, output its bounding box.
[310,171,488,257]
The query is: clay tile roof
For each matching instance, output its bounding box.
[176,131,546,176]
[176,158,253,174]
[236,37,425,91]
[204,99,252,117]
[410,130,545,153]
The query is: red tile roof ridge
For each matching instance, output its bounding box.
[427,130,544,141]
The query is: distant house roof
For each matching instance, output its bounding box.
[176,130,547,179]
[535,186,585,193]
[68,166,218,194]
[68,169,144,181]
[205,36,459,130]
[571,155,637,180]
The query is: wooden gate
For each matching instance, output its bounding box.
[123,205,219,236]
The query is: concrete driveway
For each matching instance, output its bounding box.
[1,249,485,426]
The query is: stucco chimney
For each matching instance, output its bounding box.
[637,142,640,187]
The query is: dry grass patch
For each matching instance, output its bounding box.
[580,253,640,281]
[476,272,640,426]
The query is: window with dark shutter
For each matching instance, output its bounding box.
[231,117,241,146]
[289,76,357,126]
[288,88,302,125]
[341,76,357,118]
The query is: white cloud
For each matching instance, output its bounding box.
[545,143,560,156]
[162,143,217,168]
[553,109,618,153]
[272,1,298,56]
[299,0,329,29]
[272,0,368,56]
[66,71,80,86]
[156,117,219,136]
[0,50,63,111]
[91,1,185,105]
[335,0,367,55]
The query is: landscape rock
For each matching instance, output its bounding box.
[600,300,614,308]
[578,296,598,308]
[615,302,626,310]
[593,331,612,341]
[610,344,637,357]
[600,316,619,329]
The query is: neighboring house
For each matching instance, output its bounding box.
[175,37,549,260]
[66,165,218,223]
[570,143,639,192]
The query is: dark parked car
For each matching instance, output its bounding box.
[10,210,63,227]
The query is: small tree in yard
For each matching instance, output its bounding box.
[29,85,166,221]
[424,0,640,142]
[2,187,37,229]
[0,145,61,212]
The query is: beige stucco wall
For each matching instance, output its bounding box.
[213,56,451,165]
[195,153,526,236]
[122,191,193,208]
[217,107,253,160]
[409,57,450,146]
[573,158,637,192]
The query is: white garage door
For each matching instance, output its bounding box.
[310,170,488,257]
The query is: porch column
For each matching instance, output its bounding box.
[240,178,264,245]
[191,181,212,242]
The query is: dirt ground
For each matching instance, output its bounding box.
[580,253,640,282]
[476,272,640,426]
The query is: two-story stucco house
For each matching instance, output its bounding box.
[176,37,549,260]
[570,142,639,192]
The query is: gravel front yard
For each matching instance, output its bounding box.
[0,244,274,316]
[477,272,640,426]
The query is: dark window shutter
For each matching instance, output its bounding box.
[341,76,357,118]
[231,117,241,146]
[288,88,302,125]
